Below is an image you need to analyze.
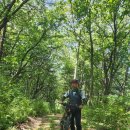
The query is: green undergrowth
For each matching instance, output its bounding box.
[0,95,51,130]
[83,95,130,130]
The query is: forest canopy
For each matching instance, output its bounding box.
[0,0,130,129]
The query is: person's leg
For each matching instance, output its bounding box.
[75,109,82,130]
[70,111,75,130]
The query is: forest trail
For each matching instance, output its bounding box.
[15,114,94,130]
[16,114,62,130]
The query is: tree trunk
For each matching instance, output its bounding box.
[74,42,80,79]
[88,8,94,98]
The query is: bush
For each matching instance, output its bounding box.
[9,97,33,123]
[0,96,33,130]
[83,95,130,130]
[0,103,12,129]
[0,82,33,129]
[32,100,50,116]
[0,84,50,129]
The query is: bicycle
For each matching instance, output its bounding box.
[60,102,79,130]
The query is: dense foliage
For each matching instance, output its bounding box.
[0,0,129,129]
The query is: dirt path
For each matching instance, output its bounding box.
[14,114,94,130]
[15,114,61,130]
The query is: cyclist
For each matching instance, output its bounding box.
[61,79,87,130]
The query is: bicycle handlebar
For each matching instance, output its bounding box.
[59,102,79,108]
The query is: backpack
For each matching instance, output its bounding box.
[68,89,82,106]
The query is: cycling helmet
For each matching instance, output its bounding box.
[71,79,79,84]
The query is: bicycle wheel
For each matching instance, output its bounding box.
[63,116,71,130]
[60,120,64,130]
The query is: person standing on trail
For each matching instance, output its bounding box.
[61,79,87,130]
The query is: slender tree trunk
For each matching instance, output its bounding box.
[88,8,94,98]
[0,23,7,59]
[74,42,80,79]
[104,11,118,95]
[122,66,129,95]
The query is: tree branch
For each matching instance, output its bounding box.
[12,29,47,80]
[0,0,16,30]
